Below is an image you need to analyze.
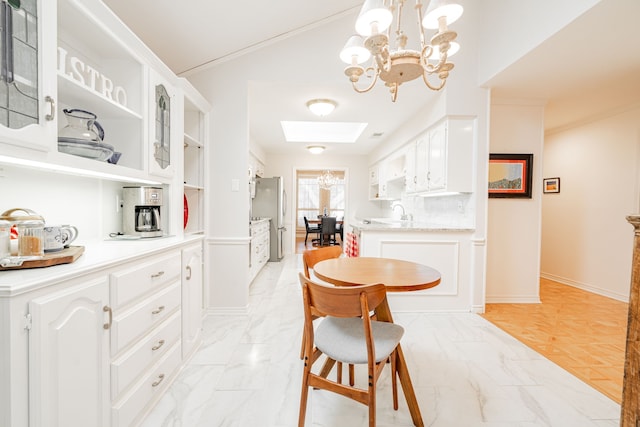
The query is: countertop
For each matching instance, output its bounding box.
[351,218,475,232]
[0,235,204,297]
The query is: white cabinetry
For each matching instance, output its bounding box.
[148,70,177,178]
[408,119,474,195]
[28,276,111,427]
[181,242,203,359]
[0,0,57,152]
[249,219,270,283]
[56,0,146,174]
[182,78,210,236]
[110,251,182,427]
[0,241,202,427]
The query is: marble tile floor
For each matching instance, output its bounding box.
[141,255,621,427]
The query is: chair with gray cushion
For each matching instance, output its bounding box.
[297,273,405,427]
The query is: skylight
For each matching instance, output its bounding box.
[280,121,368,144]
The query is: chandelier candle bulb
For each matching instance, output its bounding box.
[340,0,463,101]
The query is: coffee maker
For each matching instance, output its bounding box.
[122,186,163,238]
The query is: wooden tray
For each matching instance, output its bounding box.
[0,246,85,270]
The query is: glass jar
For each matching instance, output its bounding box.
[18,220,44,258]
[0,219,10,258]
[0,208,46,258]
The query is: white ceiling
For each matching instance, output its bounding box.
[103,0,640,156]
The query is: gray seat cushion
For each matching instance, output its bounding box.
[315,316,404,364]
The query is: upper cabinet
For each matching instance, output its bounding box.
[0,0,56,151]
[182,78,210,236]
[372,118,475,199]
[148,70,177,178]
[56,0,146,174]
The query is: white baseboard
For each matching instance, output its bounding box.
[485,295,541,304]
[540,272,629,303]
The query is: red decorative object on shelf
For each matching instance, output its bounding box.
[183,194,189,229]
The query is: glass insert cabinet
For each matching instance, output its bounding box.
[0,0,55,150]
[154,83,170,170]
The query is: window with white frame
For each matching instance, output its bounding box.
[296,170,345,230]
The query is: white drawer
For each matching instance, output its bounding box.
[111,311,181,400]
[110,252,181,309]
[111,281,181,356]
[112,341,181,427]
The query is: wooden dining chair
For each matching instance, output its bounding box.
[300,246,344,358]
[297,273,405,427]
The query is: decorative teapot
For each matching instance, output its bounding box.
[58,109,104,143]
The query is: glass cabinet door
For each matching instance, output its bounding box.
[154,84,171,170]
[0,0,55,151]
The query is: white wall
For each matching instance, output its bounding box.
[1,165,127,243]
[476,0,599,85]
[486,99,545,303]
[541,106,640,301]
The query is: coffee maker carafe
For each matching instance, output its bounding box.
[122,186,163,238]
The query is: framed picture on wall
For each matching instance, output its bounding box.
[488,153,533,198]
[543,177,560,193]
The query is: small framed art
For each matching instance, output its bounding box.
[488,153,533,198]
[543,177,560,193]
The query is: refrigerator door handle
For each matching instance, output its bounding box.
[282,189,287,217]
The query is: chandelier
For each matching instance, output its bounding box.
[340,0,463,102]
[318,170,338,189]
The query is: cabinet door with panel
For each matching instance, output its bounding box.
[148,69,177,178]
[0,0,56,152]
[427,122,447,191]
[28,276,111,427]
[182,242,203,359]
[414,132,429,192]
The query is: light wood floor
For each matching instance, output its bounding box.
[294,235,341,254]
[482,278,628,403]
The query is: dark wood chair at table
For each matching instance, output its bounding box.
[320,216,338,246]
[303,216,321,245]
[297,273,405,427]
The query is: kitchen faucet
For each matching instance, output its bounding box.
[391,201,412,221]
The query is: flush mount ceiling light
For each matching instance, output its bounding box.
[306,99,337,117]
[307,145,325,154]
[340,0,463,102]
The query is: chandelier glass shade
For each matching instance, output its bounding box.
[340,0,463,102]
[317,170,338,189]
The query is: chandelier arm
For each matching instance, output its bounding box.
[351,67,380,94]
[422,71,446,91]
[423,49,449,73]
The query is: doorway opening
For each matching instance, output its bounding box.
[292,168,348,254]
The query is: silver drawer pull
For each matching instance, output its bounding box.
[103,306,112,330]
[151,305,165,315]
[151,271,165,279]
[151,339,165,351]
[151,374,165,387]
[186,265,192,280]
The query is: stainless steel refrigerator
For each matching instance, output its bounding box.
[252,176,286,261]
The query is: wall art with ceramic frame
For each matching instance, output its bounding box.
[488,153,533,198]
[543,177,560,193]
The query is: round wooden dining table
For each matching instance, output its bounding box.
[312,256,441,427]
[313,256,441,291]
